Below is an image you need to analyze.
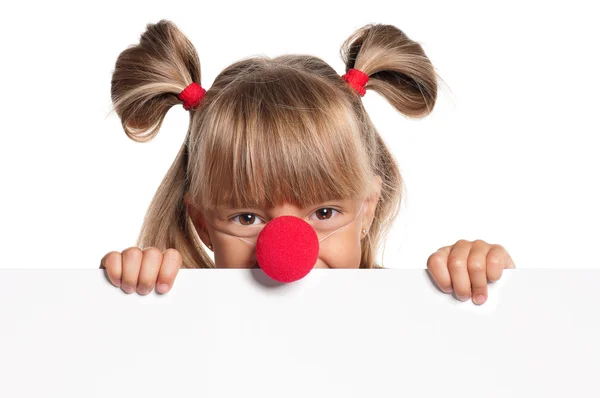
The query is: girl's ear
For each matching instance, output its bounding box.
[183,193,213,250]
[362,175,382,234]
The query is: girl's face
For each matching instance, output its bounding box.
[184,176,382,269]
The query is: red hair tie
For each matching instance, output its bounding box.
[178,82,206,111]
[342,68,369,97]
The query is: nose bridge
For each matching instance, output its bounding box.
[268,203,305,220]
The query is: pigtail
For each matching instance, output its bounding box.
[340,24,438,118]
[110,19,202,142]
[110,20,212,268]
[338,24,440,268]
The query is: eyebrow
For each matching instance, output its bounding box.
[216,202,267,211]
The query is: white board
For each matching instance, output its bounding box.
[1,268,599,397]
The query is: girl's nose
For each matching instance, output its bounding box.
[255,215,319,283]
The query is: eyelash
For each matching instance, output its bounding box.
[229,207,343,226]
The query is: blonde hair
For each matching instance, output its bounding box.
[110,20,439,269]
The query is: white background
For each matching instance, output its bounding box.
[0,0,598,269]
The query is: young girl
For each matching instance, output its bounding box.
[100,20,515,304]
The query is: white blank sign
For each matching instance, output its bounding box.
[1,268,599,397]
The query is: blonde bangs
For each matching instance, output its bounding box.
[188,70,373,211]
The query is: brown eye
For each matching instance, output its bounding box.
[315,208,336,221]
[236,213,257,226]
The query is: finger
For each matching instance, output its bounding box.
[136,247,163,295]
[101,251,122,287]
[447,240,473,301]
[427,246,453,293]
[467,240,490,305]
[156,249,183,294]
[487,245,514,282]
[121,247,143,294]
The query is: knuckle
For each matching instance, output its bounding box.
[492,244,506,252]
[122,246,143,260]
[143,247,163,259]
[487,254,504,269]
[447,256,465,271]
[467,260,485,273]
[105,251,121,260]
[101,251,121,269]
[163,248,183,264]
[426,252,444,269]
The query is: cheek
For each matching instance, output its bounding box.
[317,225,362,269]
[213,237,256,268]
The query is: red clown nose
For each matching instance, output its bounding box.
[255,215,319,283]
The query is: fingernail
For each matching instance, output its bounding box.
[457,295,469,302]
[157,283,170,293]
[474,295,486,304]
[444,287,453,294]
[122,284,134,294]
[114,279,121,287]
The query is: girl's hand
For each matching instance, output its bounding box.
[426,239,516,305]
[100,247,182,295]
